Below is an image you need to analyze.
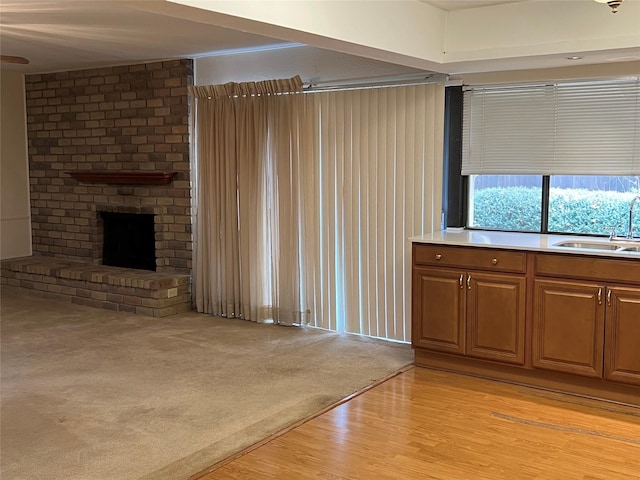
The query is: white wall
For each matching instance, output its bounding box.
[196,44,640,91]
[1,70,32,259]
[195,45,431,86]
[457,60,640,86]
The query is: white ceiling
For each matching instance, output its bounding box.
[0,1,291,74]
[423,0,526,11]
[0,0,638,77]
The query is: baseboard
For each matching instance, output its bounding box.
[414,349,640,408]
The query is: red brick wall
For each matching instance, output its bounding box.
[25,59,193,274]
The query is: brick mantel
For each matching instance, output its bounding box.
[25,59,194,274]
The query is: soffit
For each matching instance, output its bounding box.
[0,0,638,76]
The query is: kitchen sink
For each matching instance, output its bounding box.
[553,240,640,252]
[553,241,620,251]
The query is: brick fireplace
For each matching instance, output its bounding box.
[24,59,193,275]
[0,60,195,316]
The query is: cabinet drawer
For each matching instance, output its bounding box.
[413,244,526,273]
[535,254,640,284]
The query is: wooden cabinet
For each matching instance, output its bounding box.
[604,287,640,386]
[412,245,526,365]
[467,272,526,364]
[412,267,465,354]
[533,254,640,385]
[532,279,605,378]
[412,241,640,404]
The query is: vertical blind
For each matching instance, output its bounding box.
[462,77,640,175]
[304,84,445,340]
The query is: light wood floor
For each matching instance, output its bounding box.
[197,367,640,480]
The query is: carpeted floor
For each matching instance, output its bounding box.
[0,291,413,480]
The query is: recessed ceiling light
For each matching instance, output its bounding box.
[565,56,583,61]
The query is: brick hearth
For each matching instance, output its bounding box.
[1,257,191,317]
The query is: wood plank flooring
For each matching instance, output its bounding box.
[197,367,640,480]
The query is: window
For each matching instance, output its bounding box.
[549,175,640,236]
[447,78,640,237]
[466,174,640,236]
[468,175,541,232]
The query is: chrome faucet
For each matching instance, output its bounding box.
[627,195,640,240]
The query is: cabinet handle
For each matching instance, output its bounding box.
[597,288,602,305]
[435,254,442,260]
[491,258,498,265]
[459,274,464,289]
[467,274,471,290]
[607,289,612,307]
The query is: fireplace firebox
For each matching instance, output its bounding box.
[100,212,156,271]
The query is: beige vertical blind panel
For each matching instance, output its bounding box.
[305,84,445,340]
[462,78,640,175]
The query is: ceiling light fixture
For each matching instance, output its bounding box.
[594,0,624,13]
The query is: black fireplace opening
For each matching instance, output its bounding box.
[100,212,156,271]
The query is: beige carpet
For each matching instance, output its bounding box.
[0,291,413,480]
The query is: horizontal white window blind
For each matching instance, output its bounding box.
[462,77,640,175]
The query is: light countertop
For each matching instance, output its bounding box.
[410,229,640,259]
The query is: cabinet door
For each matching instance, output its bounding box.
[412,267,465,354]
[532,279,605,378]
[466,272,526,365]
[605,287,640,386]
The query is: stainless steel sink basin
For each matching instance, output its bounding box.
[553,241,620,251]
[553,240,640,253]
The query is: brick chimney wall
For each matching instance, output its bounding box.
[25,59,193,274]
